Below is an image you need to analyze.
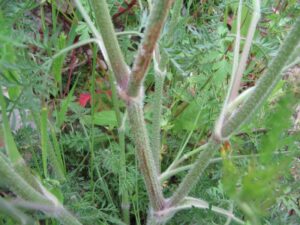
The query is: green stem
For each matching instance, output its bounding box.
[0,197,34,224]
[151,72,165,173]
[0,154,82,225]
[127,0,174,96]
[51,38,99,62]
[165,111,202,172]
[127,100,165,211]
[222,17,300,138]
[179,197,245,224]
[163,143,208,175]
[160,164,192,183]
[108,70,130,224]
[169,139,220,206]
[160,150,293,183]
[89,0,130,89]
[169,16,300,208]
[149,0,183,173]
[0,90,42,192]
[0,153,49,204]
[165,0,183,45]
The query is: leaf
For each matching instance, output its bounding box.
[212,59,231,86]
[83,110,118,128]
[76,21,91,41]
[52,33,67,94]
[55,80,78,127]
[231,4,253,37]
[173,101,205,131]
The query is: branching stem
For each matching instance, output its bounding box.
[0,154,82,225]
[127,0,174,96]
[222,16,300,137]
[89,0,130,89]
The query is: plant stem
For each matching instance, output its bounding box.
[165,0,183,45]
[165,111,203,172]
[149,0,183,174]
[73,0,110,64]
[169,16,300,207]
[169,139,220,206]
[51,38,99,63]
[160,164,192,183]
[228,0,260,102]
[179,197,245,224]
[151,47,168,173]
[77,0,131,220]
[127,0,174,96]
[151,74,165,173]
[0,154,82,225]
[89,0,130,89]
[0,197,34,225]
[127,100,165,211]
[0,153,48,203]
[171,143,208,170]
[160,150,293,183]
[0,90,42,192]
[89,45,98,189]
[222,16,300,138]
[215,0,243,135]
[107,70,130,224]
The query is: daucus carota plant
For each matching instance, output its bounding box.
[74,0,300,224]
[1,0,300,225]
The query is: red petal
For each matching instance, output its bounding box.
[118,6,126,13]
[79,93,91,107]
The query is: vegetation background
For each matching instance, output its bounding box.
[0,0,299,224]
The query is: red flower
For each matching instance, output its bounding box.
[79,93,91,107]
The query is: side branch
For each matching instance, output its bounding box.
[127,0,174,96]
[90,0,130,89]
[169,16,300,208]
[222,17,300,137]
[169,139,220,206]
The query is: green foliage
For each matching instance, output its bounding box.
[0,0,299,225]
[83,110,118,128]
[222,89,299,224]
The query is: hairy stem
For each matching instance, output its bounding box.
[0,154,82,225]
[169,139,220,206]
[169,16,300,208]
[127,0,174,96]
[127,100,165,211]
[89,0,130,89]
[0,197,34,225]
[151,74,165,173]
[150,0,183,174]
[160,150,293,183]
[165,0,183,45]
[179,197,244,224]
[151,47,168,173]
[222,17,300,137]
